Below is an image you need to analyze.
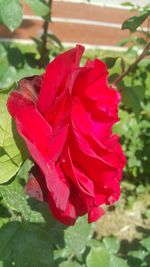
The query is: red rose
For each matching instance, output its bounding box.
[7,45,126,225]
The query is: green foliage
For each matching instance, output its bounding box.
[121,85,145,117]
[0,92,28,184]
[25,0,50,18]
[86,247,110,267]
[0,222,54,267]
[114,109,150,179]
[122,11,150,32]
[0,0,23,31]
[102,57,119,69]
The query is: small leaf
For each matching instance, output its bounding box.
[25,0,50,17]
[0,0,23,31]
[87,239,104,248]
[110,256,129,267]
[103,237,120,254]
[0,45,7,62]
[128,250,148,260]
[121,2,135,7]
[0,66,16,89]
[86,247,110,267]
[138,58,150,68]
[47,33,63,48]
[59,261,81,267]
[118,38,129,46]
[64,216,94,256]
[0,181,31,220]
[122,11,150,32]
[103,57,118,69]
[122,85,145,117]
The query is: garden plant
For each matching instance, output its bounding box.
[0,1,150,267]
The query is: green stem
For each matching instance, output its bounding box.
[112,42,150,86]
[38,0,53,68]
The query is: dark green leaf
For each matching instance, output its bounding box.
[122,85,145,116]
[0,221,53,267]
[47,34,63,48]
[102,57,118,69]
[122,11,150,32]
[0,0,23,31]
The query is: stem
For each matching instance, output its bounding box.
[146,17,150,43]
[38,0,52,68]
[112,42,150,86]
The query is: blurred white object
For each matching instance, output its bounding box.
[56,0,150,8]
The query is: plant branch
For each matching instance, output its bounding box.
[38,0,52,68]
[112,42,150,86]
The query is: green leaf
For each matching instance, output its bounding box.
[118,38,129,46]
[87,239,104,248]
[64,216,94,256]
[110,256,129,267]
[86,247,110,267]
[25,0,50,17]
[59,261,81,267]
[0,45,7,62]
[0,160,51,223]
[103,237,120,254]
[122,85,145,117]
[102,57,118,69]
[122,11,150,32]
[128,250,148,260]
[138,58,150,68]
[47,33,63,48]
[0,66,16,89]
[140,237,150,251]
[121,2,135,7]
[0,181,31,220]
[0,0,23,31]
[0,221,53,266]
[0,93,27,184]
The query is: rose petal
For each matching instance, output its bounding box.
[37,45,84,114]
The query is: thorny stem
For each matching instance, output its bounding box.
[38,0,52,68]
[112,42,150,86]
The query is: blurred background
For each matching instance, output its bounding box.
[0,0,149,49]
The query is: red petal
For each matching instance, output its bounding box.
[7,91,70,212]
[37,45,84,114]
